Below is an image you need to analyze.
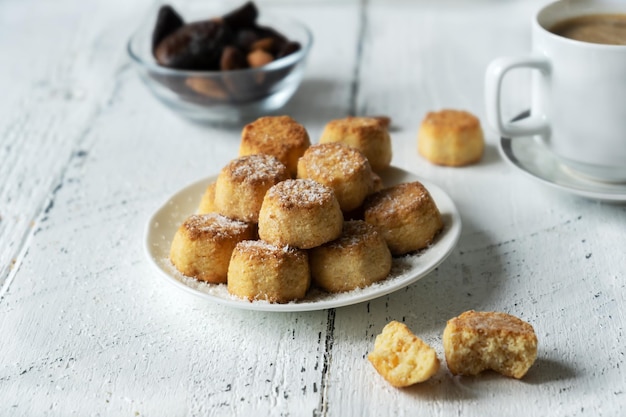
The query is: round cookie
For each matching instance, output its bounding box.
[169,213,256,283]
[364,181,443,255]
[417,109,485,166]
[342,171,384,221]
[227,240,310,303]
[197,181,217,214]
[309,220,392,293]
[214,154,289,223]
[258,179,343,249]
[297,143,373,212]
[319,116,392,173]
[239,115,311,177]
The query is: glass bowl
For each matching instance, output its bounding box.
[127,5,313,124]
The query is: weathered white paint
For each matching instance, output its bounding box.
[1,0,625,416]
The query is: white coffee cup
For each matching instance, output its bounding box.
[485,0,626,183]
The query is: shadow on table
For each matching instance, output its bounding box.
[403,357,577,400]
[522,357,578,384]
[402,368,520,400]
[369,224,509,335]
[480,142,502,168]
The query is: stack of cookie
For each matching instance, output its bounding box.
[169,115,444,303]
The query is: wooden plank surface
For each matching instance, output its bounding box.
[1,0,625,416]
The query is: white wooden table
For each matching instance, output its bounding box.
[2,0,625,415]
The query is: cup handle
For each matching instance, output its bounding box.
[485,56,550,137]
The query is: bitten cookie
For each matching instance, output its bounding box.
[417,109,485,166]
[227,240,310,303]
[319,116,392,173]
[239,115,311,177]
[364,181,443,255]
[368,321,440,387]
[169,213,256,283]
[443,310,538,379]
[309,220,391,292]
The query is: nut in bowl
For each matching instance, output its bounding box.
[127,2,313,124]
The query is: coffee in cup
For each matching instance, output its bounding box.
[485,0,626,183]
[550,13,626,45]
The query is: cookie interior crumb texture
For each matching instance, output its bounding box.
[368,321,440,387]
[443,310,538,379]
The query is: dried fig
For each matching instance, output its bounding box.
[155,20,233,70]
[222,2,258,29]
[247,49,274,68]
[250,37,279,54]
[276,41,301,58]
[152,5,184,54]
[221,46,247,71]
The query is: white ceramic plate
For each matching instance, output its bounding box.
[500,111,626,202]
[144,167,462,312]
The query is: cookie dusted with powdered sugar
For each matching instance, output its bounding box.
[297,143,373,212]
[214,154,289,223]
[239,115,310,178]
[310,220,391,293]
[227,240,310,303]
[258,179,343,249]
[364,181,443,255]
[319,116,392,173]
[170,213,256,284]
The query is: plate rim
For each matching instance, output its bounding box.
[144,167,462,312]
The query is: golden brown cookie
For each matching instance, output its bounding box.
[197,181,217,214]
[214,154,289,223]
[169,213,256,283]
[370,171,383,194]
[239,115,311,177]
[258,179,343,249]
[319,117,392,173]
[309,220,392,292]
[342,172,384,221]
[368,321,440,387]
[417,109,485,167]
[227,240,310,303]
[297,143,373,212]
[443,310,538,379]
[364,181,443,255]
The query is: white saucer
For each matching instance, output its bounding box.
[499,113,626,202]
[144,167,462,312]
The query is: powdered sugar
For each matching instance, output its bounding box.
[367,182,429,216]
[325,220,377,249]
[163,249,423,305]
[239,240,296,253]
[267,178,332,206]
[302,143,363,178]
[226,154,286,182]
[183,213,251,238]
